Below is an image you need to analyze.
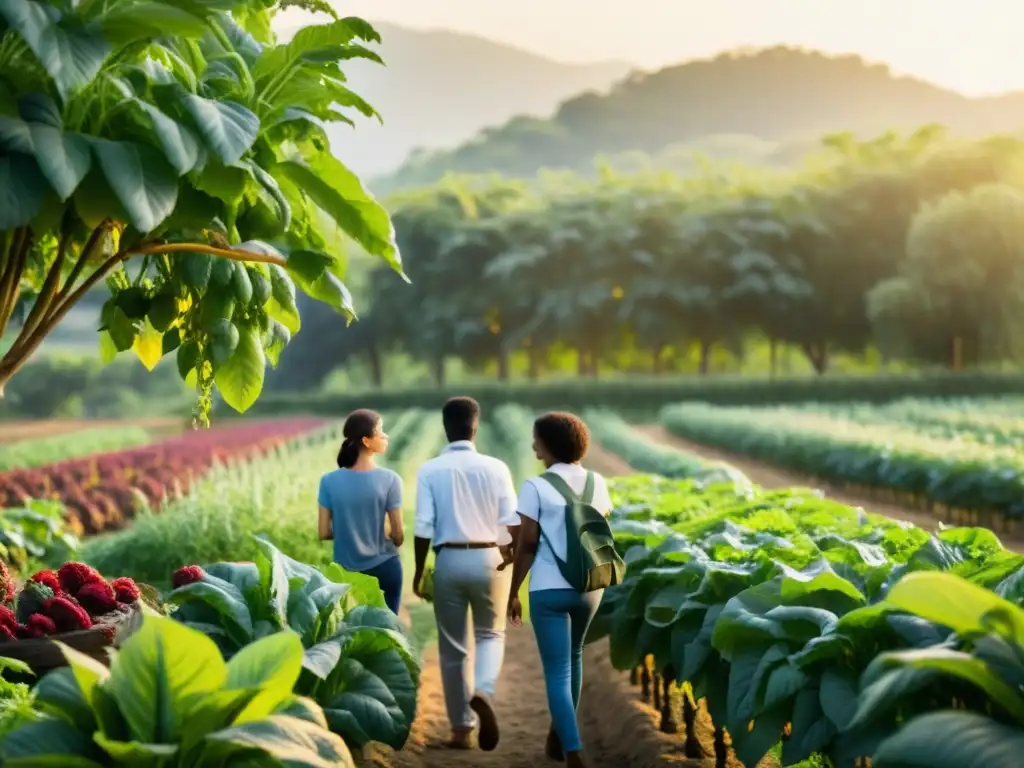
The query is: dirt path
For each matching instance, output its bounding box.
[636,425,1024,550]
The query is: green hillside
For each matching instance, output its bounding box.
[381,46,1024,190]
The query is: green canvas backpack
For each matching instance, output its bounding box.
[538,471,626,592]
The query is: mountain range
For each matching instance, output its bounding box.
[377,46,1024,191]
[324,23,631,178]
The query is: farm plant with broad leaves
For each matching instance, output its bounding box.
[0,0,403,423]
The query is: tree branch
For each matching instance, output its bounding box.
[0,229,30,342]
[127,242,288,267]
[58,220,111,302]
[9,218,72,355]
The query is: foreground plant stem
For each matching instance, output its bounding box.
[0,229,289,395]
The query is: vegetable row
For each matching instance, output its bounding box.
[596,472,1024,767]
[0,426,157,472]
[660,402,1024,518]
[0,419,325,536]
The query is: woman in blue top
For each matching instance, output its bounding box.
[318,409,405,614]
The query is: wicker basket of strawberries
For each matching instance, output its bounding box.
[0,560,147,677]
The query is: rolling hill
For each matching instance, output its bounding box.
[318,23,631,178]
[380,46,1024,190]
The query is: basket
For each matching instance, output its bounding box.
[0,602,144,681]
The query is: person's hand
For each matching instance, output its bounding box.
[497,544,514,571]
[413,573,426,600]
[507,595,523,627]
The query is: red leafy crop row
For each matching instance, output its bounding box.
[0,419,324,535]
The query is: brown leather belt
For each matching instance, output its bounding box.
[435,542,497,552]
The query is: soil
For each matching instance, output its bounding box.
[367,625,754,768]
[635,424,1024,552]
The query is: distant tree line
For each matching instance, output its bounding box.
[279,126,1024,389]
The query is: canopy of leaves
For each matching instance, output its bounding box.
[0,0,403,423]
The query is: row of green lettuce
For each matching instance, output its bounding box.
[0,412,442,766]
[659,402,1024,518]
[797,396,1024,448]
[593,472,1024,768]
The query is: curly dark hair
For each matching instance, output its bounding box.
[534,411,590,464]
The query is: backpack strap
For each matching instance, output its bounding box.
[540,472,580,505]
[581,472,595,505]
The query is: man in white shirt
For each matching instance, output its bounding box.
[412,396,519,752]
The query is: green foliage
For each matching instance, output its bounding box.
[247,370,1024,419]
[0,426,152,470]
[852,572,1024,768]
[286,128,1024,387]
[0,617,355,766]
[660,399,1024,518]
[598,473,1024,767]
[166,536,419,751]
[0,0,403,424]
[0,499,79,573]
[0,657,38,741]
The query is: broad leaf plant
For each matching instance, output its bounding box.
[0,0,404,423]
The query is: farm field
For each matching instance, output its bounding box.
[2,401,1024,767]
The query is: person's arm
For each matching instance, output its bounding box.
[385,472,405,547]
[318,506,333,540]
[506,482,540,625]
[317,477,333,540]
[496,462,520,569]
[412,469,435,596]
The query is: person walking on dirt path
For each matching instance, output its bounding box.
[412,396,520,752]
[505,412,621,768]
[318,409,406,615]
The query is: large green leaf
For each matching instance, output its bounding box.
[133,100,202,176]
[214,325,265,412]
[267,263,301,333]
[107,617,227,743]
[887,571,1024,645]
[28,125,91,200]
[206,714,355,767]
[0,0,112,99]
[98,2,209,46]
[319,629,417,750]
[0,719,106,765]
[167,575,256,644]
[873,711,1024,768]
[0,153,48,228]
[92,139,178,233]
[33,667,98,733]
[183,96,259,165]
[273,156,403,273]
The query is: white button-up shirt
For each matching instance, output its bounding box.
[414,441,518,546]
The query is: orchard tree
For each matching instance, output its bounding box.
[0,0,404,423]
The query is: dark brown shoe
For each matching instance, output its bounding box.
[546,725,564,761]
[470,691,499,751]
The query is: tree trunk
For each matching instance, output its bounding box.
[577,348,587,377]
[951,335,964,371]
[367,346,383,389]
[698,340,712,375]
[801,342,829,375]
[433,356,446,386]
[527,346,541,380]
[497,350,510,381]
[652,344,664,374]
[769,337,778,379]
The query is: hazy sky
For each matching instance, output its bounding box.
[330,0,1024,97]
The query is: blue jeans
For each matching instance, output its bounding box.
[530,588,603,753]
[363,556,403,615]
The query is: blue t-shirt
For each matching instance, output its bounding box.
[318,468,403,572]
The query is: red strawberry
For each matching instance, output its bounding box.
[44,596,92,632]
[111,577,140,604]
[57,563,103,595]
[24,613,57,637]
[29,570,61,593]
[76,581,118,617]
[172,566,204,589]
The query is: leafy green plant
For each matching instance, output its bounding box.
[166,535,419,751]
[593,473,1024,767]
[848,572,1024,768]
[0,0,403,423]
[0,656,38,741]
[0,616,355,766]
[0,499,79,573]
